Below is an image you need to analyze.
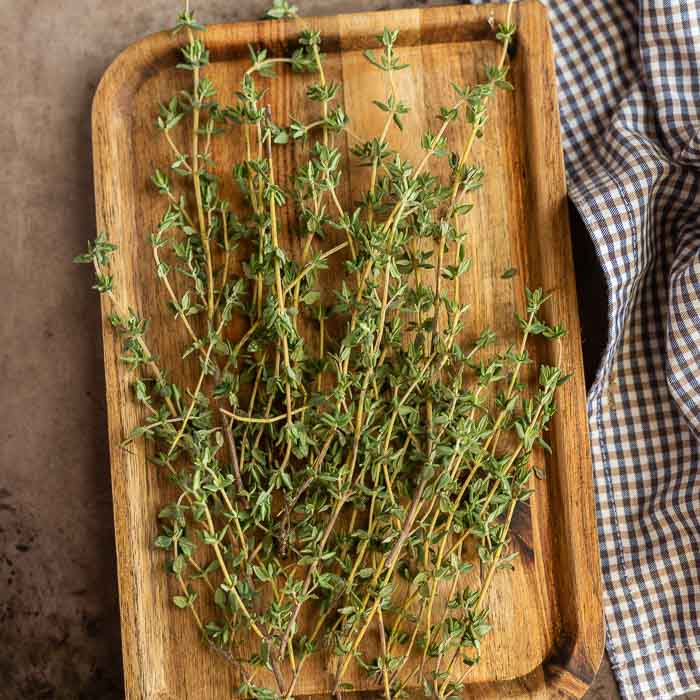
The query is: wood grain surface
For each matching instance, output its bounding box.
[92,1,604,698]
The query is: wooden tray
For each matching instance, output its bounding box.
[92,2,604,698]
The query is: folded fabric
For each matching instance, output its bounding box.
[468,1,700,697]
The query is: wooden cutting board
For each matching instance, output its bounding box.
[92,1,604,698]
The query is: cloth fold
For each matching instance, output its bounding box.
[469,0,700,697]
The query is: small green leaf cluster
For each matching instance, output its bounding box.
[265,0,298,20]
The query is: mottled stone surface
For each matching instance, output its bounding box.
[0,1,683,699]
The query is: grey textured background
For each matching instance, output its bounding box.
[0,0,675,698]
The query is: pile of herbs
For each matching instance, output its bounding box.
[77,2,568,698]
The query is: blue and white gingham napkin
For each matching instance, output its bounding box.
[468,1,700,697]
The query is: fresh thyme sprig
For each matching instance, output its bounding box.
[77,3,570,698]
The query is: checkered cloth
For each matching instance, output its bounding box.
[468,0,700,697]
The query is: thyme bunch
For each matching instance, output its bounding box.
[77,4,569,698]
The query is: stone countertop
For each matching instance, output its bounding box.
[0,0,679,698]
